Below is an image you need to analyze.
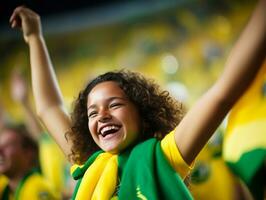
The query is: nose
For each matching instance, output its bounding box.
[98,109,112,123]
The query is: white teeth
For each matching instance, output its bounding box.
[100,125,119,135]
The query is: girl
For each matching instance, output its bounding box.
[10,1,265,199]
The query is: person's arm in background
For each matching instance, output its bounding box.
[10,69,43,141]
[0,93,13,129]
[174,0,266,165]
[10,7,73,161]
[11,69,74,198]
[0,101,7,130]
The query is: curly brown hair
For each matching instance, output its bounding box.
[67,70,185,164]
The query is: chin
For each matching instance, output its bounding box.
[103,147,120,154]
[100,140,121,153]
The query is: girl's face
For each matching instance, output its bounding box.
[87,81,141,153]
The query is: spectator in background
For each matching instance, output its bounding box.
[10,69,74,199]
[224,61,266,200]
[0,102,9,199]
[189,127,253,200]
[0,124,60,199]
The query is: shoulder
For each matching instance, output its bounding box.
[0,176,8,197]
[20,173,60,199]
[161,131,193,179]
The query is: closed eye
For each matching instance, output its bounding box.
[110,103,124,108]
[88,111,98,118]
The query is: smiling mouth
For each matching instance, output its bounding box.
[100,125,120,137]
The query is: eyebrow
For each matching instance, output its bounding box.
[87,96,127,110]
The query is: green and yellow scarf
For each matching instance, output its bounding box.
[71,138,193,200]
[2,169,39,200]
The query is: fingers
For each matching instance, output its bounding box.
[9,6,39,29]
[9,6,25,28]
[10,18,20,29]
[9,6,42,43]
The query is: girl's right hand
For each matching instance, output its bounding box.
[10,6,42,43]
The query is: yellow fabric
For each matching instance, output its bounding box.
[39,134,66,193]
[16,173,60,200]
[224,62,266,162]
[191,159,237,200]
[190,147,237,200]
[72,153,118,200]
[161,130,192,179]
[71,131,191,199]
[224,120,266,162]
[0,175,8,198]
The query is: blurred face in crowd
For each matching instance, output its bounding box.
[0,129,28,178]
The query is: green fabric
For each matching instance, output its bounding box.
[226,148,266,200]
[71,151,103,199]
[190,161,211,184]
[1,168,39,200]
[118,138,193,199]
[226,148,265,184]
[72,138,193,200]
[2,185,9,200]
[40,132,52,143]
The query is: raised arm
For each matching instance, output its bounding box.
[10,7,72,160]
[0,100,9,130]
[10,69,44,141]
[175,0,266,164]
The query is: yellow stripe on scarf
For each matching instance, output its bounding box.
[75,153,118,200]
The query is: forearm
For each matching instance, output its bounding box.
[219,0,265,103]
[28,35,73,159]
[174,0,266,165]
[28,35,65,117]
[20,99,43,141]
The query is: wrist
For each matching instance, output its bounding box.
[27,33,44,45]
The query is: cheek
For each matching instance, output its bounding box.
[6,148,22,159]
[123,110,141,132]
[88,120,100,145]
[88,119,96,135]
[88,120,92,132]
